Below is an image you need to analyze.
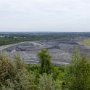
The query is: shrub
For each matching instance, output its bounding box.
[0,53,36,90]
[65,51,90,90]
[38,73,55,90]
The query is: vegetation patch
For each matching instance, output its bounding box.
[0,49,90,90]
[82,38,90,45]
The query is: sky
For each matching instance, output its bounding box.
[0,0,90,32]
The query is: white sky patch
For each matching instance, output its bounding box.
[0,0,90,32]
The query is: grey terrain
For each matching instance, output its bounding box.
[0,40,90,65]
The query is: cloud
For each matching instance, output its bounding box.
[0,0,90,32]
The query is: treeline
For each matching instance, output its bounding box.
[0,34,67,46]
[0,36,58,46]
[0,32,87,46]
[0,49,90,90]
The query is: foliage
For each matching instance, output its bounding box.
[0,49,90,90]
[0,33,67,46]
[38,49,52,74]
[0,53,36,90]
[38,73,55,90]
[65,51,90,90]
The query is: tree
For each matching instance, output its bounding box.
[38,49,52,74]
[65,51,90,90]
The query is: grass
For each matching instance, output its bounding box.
[82,38,90,46]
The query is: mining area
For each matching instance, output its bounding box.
[0,39,90,65]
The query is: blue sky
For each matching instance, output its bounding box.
[0,0,90,32]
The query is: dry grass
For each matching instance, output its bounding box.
[82,38,90,45]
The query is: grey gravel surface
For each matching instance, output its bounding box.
[0,40,90,65]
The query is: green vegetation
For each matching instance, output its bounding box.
[65,51,90,90]
[0,32,80,46]
[38,49,52,74]
[0,49,90,90]
[0,32,90,46]
[82,38,90,46]
[0,34,66,46]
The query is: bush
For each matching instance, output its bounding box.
[65,51,90,90]
[38,73,55,90]
[0,53,36,90]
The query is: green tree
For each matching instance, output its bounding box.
[65,51,90,90]
[38,49,52,74]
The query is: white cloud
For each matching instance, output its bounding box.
[0,0,90,32]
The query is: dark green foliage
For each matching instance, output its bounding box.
[0,34,66,46]
[26,64,40,85]
[65,51,90,90]
[38,49,52,74]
